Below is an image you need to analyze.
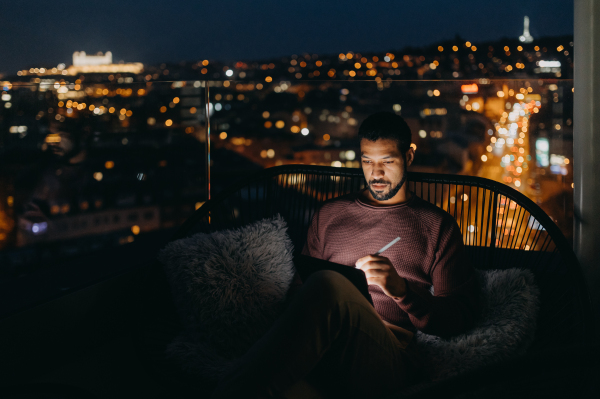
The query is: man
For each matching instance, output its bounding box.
[45,119,89,163]
[212,112,480,399]
[18,119,92,225]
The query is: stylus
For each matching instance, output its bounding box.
[375,236,401,255]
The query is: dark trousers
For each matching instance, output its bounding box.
[211,270,422,399]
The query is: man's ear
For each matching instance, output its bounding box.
[405,147,415,168]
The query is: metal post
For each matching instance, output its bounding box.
[204,81,211,202]
[574,0,600,339]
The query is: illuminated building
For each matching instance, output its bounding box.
[73,51,114,66]
[17,51,144,76]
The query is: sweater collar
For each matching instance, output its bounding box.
[354,189,417,210]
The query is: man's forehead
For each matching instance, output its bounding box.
[360,153,399,158]
[48,126,70,136]
[360,140,401,157]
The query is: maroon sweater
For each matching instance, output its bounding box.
[301,190,480,338]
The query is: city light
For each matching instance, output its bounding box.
[461,84,478,94]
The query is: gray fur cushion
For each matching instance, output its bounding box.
[414,268,540,382]
[157,215,295,379]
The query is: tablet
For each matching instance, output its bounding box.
[293,254,374,306]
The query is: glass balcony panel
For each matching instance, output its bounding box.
[0,77,573,316]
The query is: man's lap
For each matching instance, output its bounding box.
[212,269,420,399]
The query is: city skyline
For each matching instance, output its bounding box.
[0,0,573,75]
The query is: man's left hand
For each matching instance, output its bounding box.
[355,255,407,299]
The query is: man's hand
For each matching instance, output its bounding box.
[355,255,407,299]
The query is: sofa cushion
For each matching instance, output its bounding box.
[414,268,540,381]
[157,215,295,379]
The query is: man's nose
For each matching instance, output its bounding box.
[371,164,385,178]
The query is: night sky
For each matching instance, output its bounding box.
[0,0,573,75]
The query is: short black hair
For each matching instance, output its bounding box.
[48,117,87,136]
[357,112,412,155]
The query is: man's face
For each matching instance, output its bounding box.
[360,138,411,201]
[46,129,75,159]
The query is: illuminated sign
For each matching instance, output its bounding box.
[537,61,561,68]
[534,61,561,74]
[535,138,549,167]
[461,84,478,94]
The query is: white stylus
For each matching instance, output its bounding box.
[375,236,401,255]
[356,237,401,268]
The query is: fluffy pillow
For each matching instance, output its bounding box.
[157,215,295,379]
[414,268,540,381]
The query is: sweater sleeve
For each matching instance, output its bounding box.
[301,210,323,258]
[392,218,480,337]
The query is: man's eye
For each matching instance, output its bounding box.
[362,160,371,164]
[384,161,393,164]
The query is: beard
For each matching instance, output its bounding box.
[367,167,408,201]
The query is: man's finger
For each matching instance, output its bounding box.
[356,254,390,269]
[360,261,392,271]
[364,268,388,278]
[367,255,390,262]
[355,255,375,268]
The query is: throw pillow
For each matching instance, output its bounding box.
[414,268,540,381]
[157,215,296,380]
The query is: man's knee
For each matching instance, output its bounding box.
[302,270,357,307]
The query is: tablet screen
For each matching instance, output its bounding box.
[293,254,374,306]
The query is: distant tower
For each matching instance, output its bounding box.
[519,16,534,43]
